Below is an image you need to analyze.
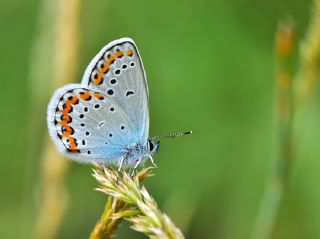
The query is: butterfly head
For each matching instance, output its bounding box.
[147,139,160,156]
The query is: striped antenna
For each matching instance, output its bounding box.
[151,131,192,141]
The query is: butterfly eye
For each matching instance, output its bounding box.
[149,140,154,151]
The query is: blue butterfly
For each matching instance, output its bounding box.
[47,38,191,169]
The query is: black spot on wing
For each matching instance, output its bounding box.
[126,91,134,97]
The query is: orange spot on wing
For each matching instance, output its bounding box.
[67,96,79,105]
[127,49,134,56]
[62,103,72,113]
[69,137,77,149]
[61,120,73,137]
[80,91,92,100]
[107,55,116,64]
[63,131,71,137]
[60,120,68,127]
[116,50,124,58]
[95,73,103,85]
[101,64,110,74]
[63,112,71,122]
[64,137,79,153]
[62,129,71,137]
[93,93,104,100]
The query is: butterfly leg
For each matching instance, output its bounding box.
[133,157,142,169]
[118,157,125,171]
[130,158,142,176]
[148,154,158,167]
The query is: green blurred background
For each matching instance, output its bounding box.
[2,0,320,238]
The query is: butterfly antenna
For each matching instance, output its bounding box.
[152,131,192,141]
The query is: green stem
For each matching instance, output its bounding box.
[252,19,296,239]
[89,196,130,239]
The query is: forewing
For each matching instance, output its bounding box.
[47,84,136,163]
[81,38,149,146]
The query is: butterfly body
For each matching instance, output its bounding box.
[47,38,159,168]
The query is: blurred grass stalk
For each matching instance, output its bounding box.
[296,0,320,104]
[253,0,320,238]
[252,20,296,239]
[90,167,185,239]
[32,0,81,238]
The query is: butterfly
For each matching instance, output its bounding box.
[47,38,191,169]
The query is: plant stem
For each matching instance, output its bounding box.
[253,0,320,236]
[89,196,130,239]
[90,167,154,239]
[33,0,81,238]
[252,19,296,239]
[293,0,320,141]
[296,0,320,103]
[92,167,184,239]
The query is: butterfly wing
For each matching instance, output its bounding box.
[47,84,137,163]
[47,38,150,164]
[81,38,149,147]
